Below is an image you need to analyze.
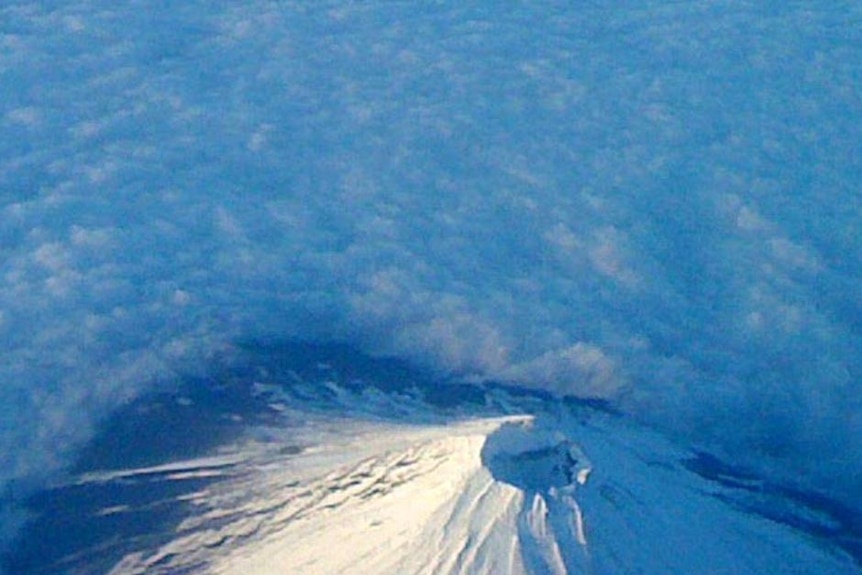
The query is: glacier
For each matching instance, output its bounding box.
[1,1,862,573]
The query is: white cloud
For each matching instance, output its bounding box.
[736,205,771,232]
[2,0,861,542]
[5,107,41,127]
[768,237,821,272]
[587,227,640,288]
[33,242,70,272]
[508,344,624,398]
[70,226,112,248]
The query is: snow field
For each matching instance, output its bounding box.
[98,411,860,574]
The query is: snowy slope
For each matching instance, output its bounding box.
[36,413,862,575]
[5,346,860,574]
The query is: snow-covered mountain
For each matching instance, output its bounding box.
[2,1,862,572]
[4,343,861,574]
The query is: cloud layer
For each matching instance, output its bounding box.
[2,0,861,518]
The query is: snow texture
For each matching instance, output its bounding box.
[125,414,858,575]
[2,0,862,560]
[4,343,861,574]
